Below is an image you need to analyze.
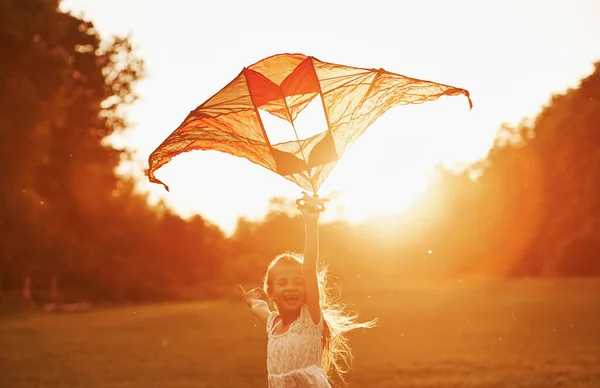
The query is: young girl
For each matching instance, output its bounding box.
[238,193,376,387]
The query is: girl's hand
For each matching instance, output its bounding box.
[296,192,327,221]
[237,285,266,307]
[238,285,271,326]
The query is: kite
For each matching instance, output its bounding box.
[147,53,472,194]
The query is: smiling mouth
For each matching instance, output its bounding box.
[284,295,298,302]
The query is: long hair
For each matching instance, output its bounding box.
[262,252,377,382]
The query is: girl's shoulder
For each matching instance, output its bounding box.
[298,304,323,329]
[266,310,279,333]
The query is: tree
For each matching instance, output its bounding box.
[438,62,600,277]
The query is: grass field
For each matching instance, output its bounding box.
[1,278,599,387]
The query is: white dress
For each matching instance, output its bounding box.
[266,304,332,387]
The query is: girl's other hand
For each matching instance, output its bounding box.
[237,285,266,306]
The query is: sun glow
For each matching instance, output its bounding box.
[320,97,475,223]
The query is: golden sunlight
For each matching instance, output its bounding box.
[322,97,475,222]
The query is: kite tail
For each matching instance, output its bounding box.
[443,88,473,110]
[464,90,474,110]
[145,169,170,192]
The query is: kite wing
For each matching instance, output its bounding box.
[147,53,472,193]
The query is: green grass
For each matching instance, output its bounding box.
[1,278,599,387]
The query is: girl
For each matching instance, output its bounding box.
[238,193,376,387]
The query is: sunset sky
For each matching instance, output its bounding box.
[61,0,600,235]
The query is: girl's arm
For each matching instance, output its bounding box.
[238,285,271,326]
[298,194,324,325]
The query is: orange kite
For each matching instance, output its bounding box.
[147,53,472,193]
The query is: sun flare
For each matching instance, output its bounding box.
[320,97,475,223]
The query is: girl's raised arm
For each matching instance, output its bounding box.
[297,193,325,325]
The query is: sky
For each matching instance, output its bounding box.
[60,0,600,235]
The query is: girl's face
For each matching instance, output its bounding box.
[268,263,306,313]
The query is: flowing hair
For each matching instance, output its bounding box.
[262,252,377,382]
